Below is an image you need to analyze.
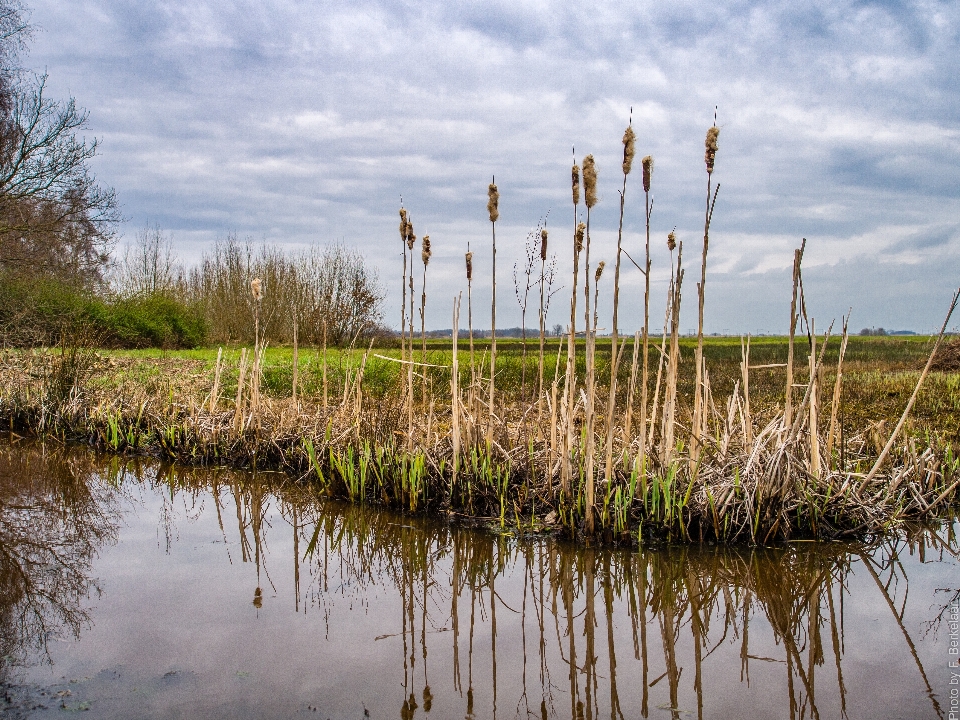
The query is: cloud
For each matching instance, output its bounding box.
[25,0,960,332]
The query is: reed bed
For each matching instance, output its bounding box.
[1,122,958,545]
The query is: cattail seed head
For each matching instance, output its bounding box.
[572,164,580,206]
[250,278,263,302]
[641,156,653,193]
[406,220,416,250]
[667,231,676,252]
[540,229,548,261]
[622,126,636,176]
[421,235,431,266]
[582,155,598,209]
[575,222,585,254]
[705,126,720,174]
[487,182,499,223]
[465,251,473,280]
[595,261,605,282]
[399,208,408,239]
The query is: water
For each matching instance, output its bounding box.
[1,441,957,720]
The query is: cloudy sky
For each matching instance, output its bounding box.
[26,0,960,333]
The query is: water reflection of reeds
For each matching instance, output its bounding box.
[127,458,955,720]
[4,443,956,719]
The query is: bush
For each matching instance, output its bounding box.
[0,275,205,348]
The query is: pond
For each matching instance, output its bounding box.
[0,440,957,719]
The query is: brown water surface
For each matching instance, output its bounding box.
[0,441,957,719]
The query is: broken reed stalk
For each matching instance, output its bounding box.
[209,347,224,413]
[858,286,960,491]
[562,157,583,498]
[322,319,329,408]
[604,121,635,489]
[581,153,598,533]
[692,126,720,466]
[233,348,249,431]
[406,220,417,443]
[537,229,548,427]
[487,179,499,446]
[292,316,299,403]
[647,291,671,449]
[740,335,752,444]
[785,240,806,429]
[825,313,850,465]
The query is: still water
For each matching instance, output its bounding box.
[1,441,957,720]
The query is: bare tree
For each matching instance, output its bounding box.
[114,225,183,297]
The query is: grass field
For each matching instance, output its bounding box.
[103,334,959,445]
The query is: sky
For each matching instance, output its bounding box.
[24,0,960,334]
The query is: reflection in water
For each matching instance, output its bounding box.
[2,442,957,719]
[0,445,118,683]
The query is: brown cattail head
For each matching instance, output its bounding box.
[465,251,473,280]
[642,156,653,193]
[595,261,605,282]
[421,235,431,266]
[622,126,636,176]
[582,155,598,209]
[572,164,580,206]
[575,222,585,254]
[667,230,676,252]
[399,208,408,240]
[487,182,499,223]
[406,219,416,250]
[250,278,263,302]
[705,126,720,174]
[540,229,548,261]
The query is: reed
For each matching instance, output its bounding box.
[487,179,499,446]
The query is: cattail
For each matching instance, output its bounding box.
[540,228,548,261]
[399,208,409,238]
[487,182,499,223]
[705,126,720,174]
[465,251,473,280]
[407,219,416,250]
[642,155,653,193]
[595,261,605,282]
[572,164,580,205]
[250,278,262,301]
[667,230,676,252]
[582,155,598,209]
[575,222,585,254]
[421,235,431,266]
[622,126,636,175]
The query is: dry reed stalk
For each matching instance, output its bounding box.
[808,321,821,479]
[451,295,461,491]
[623,330,640,439]
[209,347,224,413]
[638,156,654,463]
[785,241,805,429]
[292,318,299,403]
[585,260,604,533]
[537,229,548,427]
[399,208,410,368]
[647,294,671,449]
[858,287,960,492]
[825,314,850,465]
[487,179,499,446]
[420,234,432,400]
[604,121,635,489]
[550,344,563,463]
[233,348,249,431]
[662,243,684,465]
[581,154,598,533]
[692,126,720,466]
[562,215,585,497]
[406,221,417,444]
[322,320,329,408]
[740,335,752,444]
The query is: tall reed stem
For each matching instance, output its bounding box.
[487,179,499,446]
[785,240,805,429]
[562,156,582,498]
